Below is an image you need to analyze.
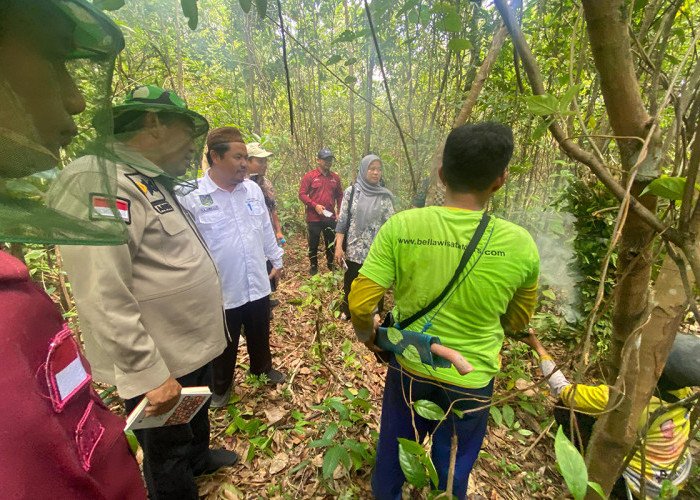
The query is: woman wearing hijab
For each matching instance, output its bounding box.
[335,154,395,320]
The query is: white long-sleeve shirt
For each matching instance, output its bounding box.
[179,172,283,309]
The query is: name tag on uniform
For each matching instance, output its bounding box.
[46,326,91,412]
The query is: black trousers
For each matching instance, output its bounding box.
[212,296,272,395]
[307,220,336,269]
[341,260,383,317]
[124,364,212,500]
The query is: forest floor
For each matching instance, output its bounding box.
[121,233,699,499]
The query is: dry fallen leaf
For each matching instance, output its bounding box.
[264,407,287,425]
[268,452,289,475]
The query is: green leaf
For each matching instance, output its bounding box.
[328,399,350,420]
[180,0,198,30]
[397,438,425,455]
[490,406,503,426]
[532,118,554,140]
[255,0,267,18]
[323,422,339,441]
[413,400,445,421]
[246,442,257,461]
[542,289,556,300]
[397,0,420,16]
[124,430,139,454]
[518,401,538,416]
[524,94,559,116]
[640,175,688,200]
[333,29,356,44]
[239,0,252,13]
[326,54,342,65]
[587,481,606,499]
[559,85,581,112]
[419,8,431,26]
[502,404,515,428]
[447,38,473,51]
[344,75,358,85]
[387,327,403,345]
[555,426,589,500]
[357,387,370,399]
[398,440,427,488]
[288,459,311,475]
[309,438,333,448]
[441,12,461,33]
[344,57,358,66]
[94,0,125,10]
[422,454,439,488]
[322,444,349,478]
[402,344,421,364]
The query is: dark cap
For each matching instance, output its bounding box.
[207,127,245,150]
[317,148,334,159]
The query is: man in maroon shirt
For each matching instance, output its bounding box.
[298,148,344,275]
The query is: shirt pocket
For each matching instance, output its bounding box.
[246,199,266,230]
[157,213,199,265]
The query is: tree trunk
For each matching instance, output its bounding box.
[580,2,666,496]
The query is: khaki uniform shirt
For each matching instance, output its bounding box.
[47,144,227,399]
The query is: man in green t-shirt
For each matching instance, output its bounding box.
[349,122,539,499]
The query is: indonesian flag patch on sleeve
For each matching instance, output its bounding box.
[90,193,131,224]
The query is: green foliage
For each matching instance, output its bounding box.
[555,427,605,500]
[447,38,473,51]
[555,178,617,346]
[640,175,697,200]
[239,0,252,13]
[413,400,445,421]
[307,391,376,484]
[397,438,438,489]
[180,0,198,29]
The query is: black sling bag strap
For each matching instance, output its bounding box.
[341,185,356,252]
[395,212,491,330]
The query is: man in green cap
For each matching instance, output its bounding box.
[48,85,239,499]
[1,1,147,498]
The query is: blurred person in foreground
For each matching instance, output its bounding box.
[298,147,343,275]
[247,141,284,307]
[334,154,394,321]
[180,127,286,409]
[349,123,540,499]
[0,0,147,497]
[47,85,238,499]
[523,329,698,499]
